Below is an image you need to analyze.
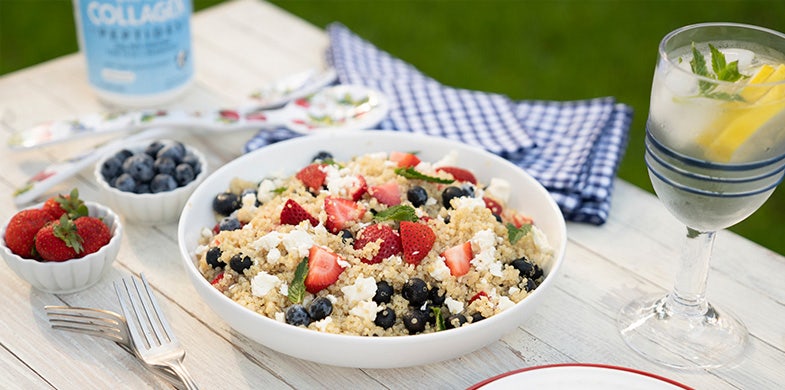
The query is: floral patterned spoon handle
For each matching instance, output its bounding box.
[8,83,388,150]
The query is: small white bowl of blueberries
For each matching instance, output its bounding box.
[94,138,208,225]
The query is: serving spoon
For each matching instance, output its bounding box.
[12,84,390,205]
[8,83,387,150]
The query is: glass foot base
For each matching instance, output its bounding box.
[618,294,748,369]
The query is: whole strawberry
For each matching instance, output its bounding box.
[74,216,112,256]
[42,188,88,220]
[34,216,84,262]
[4,209,54,258]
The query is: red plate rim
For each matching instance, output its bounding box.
[468,363,694,390]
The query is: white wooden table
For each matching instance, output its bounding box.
[1,1,784,388]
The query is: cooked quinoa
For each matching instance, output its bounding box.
[194,150,553,336]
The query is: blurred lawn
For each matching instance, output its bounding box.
[1,0,784,255]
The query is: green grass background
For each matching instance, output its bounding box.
[1,0,784,255]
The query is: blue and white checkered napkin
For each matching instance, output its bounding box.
[245,23,633,225]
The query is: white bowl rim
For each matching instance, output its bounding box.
[177,131,567,344]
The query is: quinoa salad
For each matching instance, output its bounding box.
[194,150,554,336]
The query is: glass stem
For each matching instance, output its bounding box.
[665,227,715,317]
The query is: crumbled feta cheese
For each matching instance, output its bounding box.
[194,244,208,256]
[326,294,338,304]
[324,165,362,197]
[433,150,458,167]
[429,258,452,281]
[241,192,258,210]
[266,248,281,264]
[485,178,511,204]
[274,312,285,322]
[425,197,437,206]
[470,229,503,276]
[532,225,553,253]
[282,229,313,258]
[497,296,515,312]
[257,178,281,204]
[509,286,521,295]
[313,317,332,332]
[341,275,377,304]
[336,257,350,268]
[349,300,379,321]
[200,227,213,239]
[367,152,387,160]
[444,297,464,315]
[251,272,281,297]
[453,196,486,210]
[278,282,288,296]
[252,231,283,252]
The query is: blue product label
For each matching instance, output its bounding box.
[76,0,193,96]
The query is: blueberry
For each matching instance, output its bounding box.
[101,156,124,181]
[113,149,133,162]
[311,151,333,163]
[213,192,240,216]
[285,304,311,326]
[373,281,394,304]
[113,173,136,192]
[470,312,485,323]
[205,246,225,269]
[421,303,437,325]
[150,174,178,193]
[174,163,195,186]
[134,182,151,194]
[153,156,177,176]
[144,140,167,158]
[402,278,429,306]
[441,186,467,209]
[524,278,538,292]
[308,297,333,321]
[402,309,428,334]
[157,142,186,163]
[122,153,155,182]
[374,307,396,329]
[229,253,252,273]
[511,257,543,280]
[339,229,353,243]
[443,215,451,224]
[428,286,445,306]
[218,217,241,232]
[407,186,428,207]
[445,314,467,329]
[182,153,202,174]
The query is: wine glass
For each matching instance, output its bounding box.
[618,23,785,369]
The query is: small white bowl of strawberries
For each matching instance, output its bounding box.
[0,189,122,294]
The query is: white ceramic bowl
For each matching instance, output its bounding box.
[177,131,567,368]
[0,201,123,294]
[94,139,208,225]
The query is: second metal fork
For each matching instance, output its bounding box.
[114,274,199,390]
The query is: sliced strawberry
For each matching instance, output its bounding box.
[368,181,401,206]
[469,291,488,304]
[210,272,224,285]
[504,209,534,228]
[280,199,318,226]
[353,224,402,264]
[441,241,473,276]
[347,175,367,201]
[324,196,365,233]
[295,164,326,192]
[483,196,503,216]
[219,109,240,122]
[399,221,435,265]
[436,166,477,184]
[304,246,345,293]
[389,151,421,168]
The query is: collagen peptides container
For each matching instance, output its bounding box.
[73,0,194,107]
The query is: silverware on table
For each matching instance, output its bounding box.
[44,305,185,389]
[114,274,199,390]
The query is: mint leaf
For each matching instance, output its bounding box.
[373,205,418,222]
[395,167,454,184]
[709,44,743,82]
[705,91,745,102]
[288,258,308,304]
[690,43,714,95]
[272,186,287,194]
[432,306,446,331]
[507,222,532,244]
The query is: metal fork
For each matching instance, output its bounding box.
[44,305,184,389]
[114,274,199,390]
